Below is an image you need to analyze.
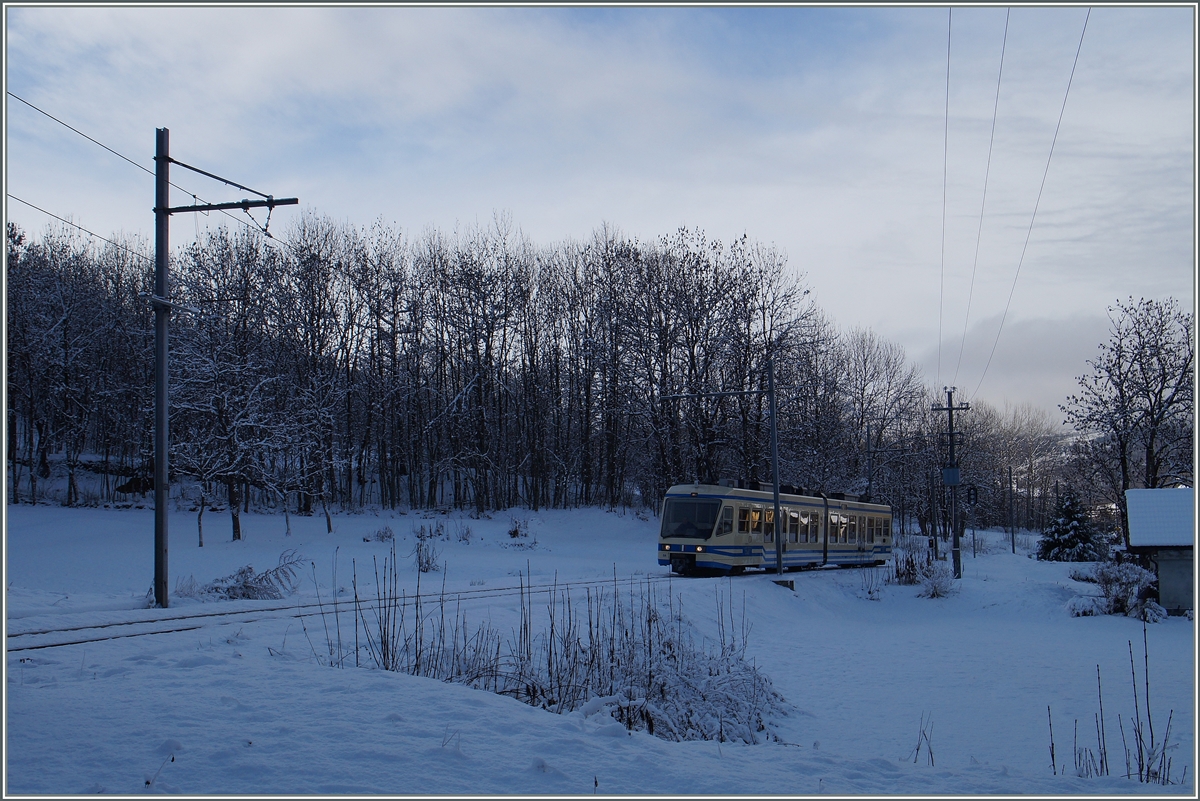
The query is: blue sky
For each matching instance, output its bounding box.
[4,5,1194,420]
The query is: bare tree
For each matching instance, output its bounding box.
[1062,297,1194,545]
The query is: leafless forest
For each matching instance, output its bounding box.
[6,215,1191,543]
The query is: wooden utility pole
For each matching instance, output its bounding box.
[933,387,969,579]
[150,127,297,608]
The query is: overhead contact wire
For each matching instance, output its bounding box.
[6,90,296,247]
[7,193,152,264]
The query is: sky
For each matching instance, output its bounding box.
[4,5,1195,422]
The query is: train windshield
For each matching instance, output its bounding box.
[661,498,722,539]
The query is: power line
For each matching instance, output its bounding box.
[937,7,952,387]
[7,193,152,264]
[7,91,154,177]
[971,6,1090,402]
[7,90,289,241]
[953,7,1010,386]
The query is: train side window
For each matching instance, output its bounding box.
[788,511,799,543]
[738,507,751,533]
[866,516,875,544]
[762,508,773,541]
[751,508,763,535]
[847,515,857,543]
[721,506,734,535]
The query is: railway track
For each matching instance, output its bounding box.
[6,572,684,653]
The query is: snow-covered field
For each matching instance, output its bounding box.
[5,502,1195,795]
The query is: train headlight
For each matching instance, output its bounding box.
[662,544,670,550]
[696,546,704,552]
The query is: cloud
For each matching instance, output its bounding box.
[6,6,1192,411]
[915,311,1117,418]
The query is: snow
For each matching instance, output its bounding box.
[5,503,1195,794]
[1126,488,1195,548]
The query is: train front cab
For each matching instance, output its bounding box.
[657,490,761,575]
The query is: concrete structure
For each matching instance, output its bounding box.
[1125,487,1194,614]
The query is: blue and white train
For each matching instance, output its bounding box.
[657,481,893,575]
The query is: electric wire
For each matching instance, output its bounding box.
[7,193,152,264]
[971,7,1090,401]
[7,91,154,178]
[937,8,952,387]
[6,90,293,244]
[952,7,1010,386]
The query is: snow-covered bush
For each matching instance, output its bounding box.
[1093,561,1155,616]
[508,516,529,539]
[890,550,927,586]
[199,549,304,600]
[1037,490,1107,562]
[1066,595,1107,617]
[1069,561,1163,621]
[917,559,954,598]
[1068,565,1097,583]
[367,526,394,543]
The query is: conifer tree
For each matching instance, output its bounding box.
[1037,488,1106,562]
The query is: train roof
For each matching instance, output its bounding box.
[664,483,891,511]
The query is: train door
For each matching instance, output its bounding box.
[783,507,798,569]
[758,505,776,569]
[853,514,868,564]
[828,509,847,563]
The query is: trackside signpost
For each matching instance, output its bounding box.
[151,127,297,608]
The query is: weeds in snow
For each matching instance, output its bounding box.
[412,538,442,573]
[910,712,934,766]
[859,567,882,600]
[1048,621,1185,785]
[144,753,174,789]
[176,550,303,601]
[415,522,445,540]
[350,543,783,744]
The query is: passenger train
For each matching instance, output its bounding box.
[658,481,893,575]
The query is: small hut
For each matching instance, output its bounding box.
[1125,487,1194,615]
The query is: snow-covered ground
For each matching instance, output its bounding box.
[5,502,1195,795]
